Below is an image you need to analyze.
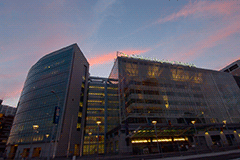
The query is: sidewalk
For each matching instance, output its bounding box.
[77,147,240,160]
[150,149,240,160]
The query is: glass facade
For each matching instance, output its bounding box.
[83,77,119,155]
[7,47,74,145]
[110,56,240,125]
[106,56,240,155]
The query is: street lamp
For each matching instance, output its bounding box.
[48,90,60,160]
[44,134,49,158]
[152,121,161,154]
[223,120,234,146]
[191,121,198,153]
[51,90,60,107]
[33,125,39,130]
[30,125,39,158]
[46,134,49,138]
[88,132,92,154]
[96,121,101,154]
[223,120,227,127]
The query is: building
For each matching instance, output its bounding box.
[220,59,240,76]
[0,113,14,154]
[106,53,240,155]
[0,99,16,117]
[0,100,16,155]
[6,44,89,159]
[0,105,17,117]
[82,77,119,156]
[220,59,240,88]
[6,45,240,158]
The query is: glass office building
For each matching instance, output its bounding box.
[107,54,240,154]
[82,77,119,155]
[6,44,89,159]
[111,55,240,125]
[6,45,240,158]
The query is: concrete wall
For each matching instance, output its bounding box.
[55,44,89,157]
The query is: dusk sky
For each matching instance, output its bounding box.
[1,0,240,107]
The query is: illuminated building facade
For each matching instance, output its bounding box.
[6,44,89,159]
[82,77,119,156]
[107,54,240,154]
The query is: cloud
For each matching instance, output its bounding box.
[0,82,23,107]
[174,18,240,62]
[93,0,117,14]
[156,1,236,24]
[128,1,238,36]
[88,49,150,66]
[1,88,22,100]
[0,54,20,63]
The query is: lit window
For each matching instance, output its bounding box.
[78,112,82,117]
[89,86,104,89]
[77,123,81,129]
[88,100,103,103]
[89,93,105,96]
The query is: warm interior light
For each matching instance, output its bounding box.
[96,121,101,125]
[191,121,196,124]
[173,138,187,141]
[89,132,92,136]
[45,134,49,138]
[131,137,188,143]
[152,138,172,142]
[131,140,149,143]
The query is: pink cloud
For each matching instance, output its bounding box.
[128,1,238,37]
[4,89,22,99]
[0,54,20,63]
[157,1,237,24]
[174,19,240,62]
[0,85,22,105]
[88,49,150,66]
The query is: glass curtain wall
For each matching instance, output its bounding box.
[7,48,74,145]
[83,77,119,155]
[115,56,240,125]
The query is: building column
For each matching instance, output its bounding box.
[233,131,240,144]
[204,132,213,148]
[220,132,228,146]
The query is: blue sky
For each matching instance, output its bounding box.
[0,0,240,107]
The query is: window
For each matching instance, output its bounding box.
[224,69,229,73]
[229,64,238,71]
